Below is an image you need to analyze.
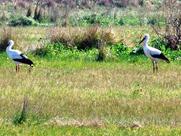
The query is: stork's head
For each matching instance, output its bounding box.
[7,40,14,46]
[139,34,150,45]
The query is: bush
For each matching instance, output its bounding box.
[131,46,143,55]
[77,26,99,50]
[9,16,38,26]
[49,26,116,50]
[111,42,130,57]
[151,37,167,51]
[96,41,106,61]
[33,42,67,57]
[167,50,181,61]
[32,47,49,57]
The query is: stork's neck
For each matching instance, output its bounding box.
[143,39,149,47]
[6,43,13,52]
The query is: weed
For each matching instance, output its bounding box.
[96,41,106,61]
[12,97,28,125]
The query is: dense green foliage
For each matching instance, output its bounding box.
[33,40,181,62]
[71,14,165,27]
[9,16,38,26]
[1,125,181,136]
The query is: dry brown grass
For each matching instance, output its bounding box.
[0,27,15,51]
[49,26,121,49]
[0,27,47,52]
[46,117,104,127]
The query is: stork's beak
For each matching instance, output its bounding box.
[139,36,146,44]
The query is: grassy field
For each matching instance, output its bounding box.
[0,27,181,135]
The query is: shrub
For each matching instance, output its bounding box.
[131,46,143,55]
[151,37,167,51]
[32,47,49,57]
[96,41,106,61]
[167,50,181,61]
[77,26,99,50]
[49,26,116,50]
[9,16,38,26]
[151,0,181,50]
[33,40,73,57]
[111,42,130,57]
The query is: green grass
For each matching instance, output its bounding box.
[1,124,181,136]
[0,52,181,135]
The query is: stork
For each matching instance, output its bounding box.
[139,34,170,73]
[6,40,34,72]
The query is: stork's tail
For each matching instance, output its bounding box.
[161,53,170,63]
[30,61,35,67]
[165,58,170,63]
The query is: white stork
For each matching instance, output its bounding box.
[6,40,34,72]
[139,34,170,73]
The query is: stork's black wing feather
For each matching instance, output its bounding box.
[151,53,170,63]
[13,54,34,66]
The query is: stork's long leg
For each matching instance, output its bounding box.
[18,64,20,72]
[16,65,18,73]
[152,61,156,73]
[155,62,158,72]
[28,66,32,73]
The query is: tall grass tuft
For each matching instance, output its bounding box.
[96,28,113,61]
[13,96,28,125]
[0,27,20,52]
[96,40,106,61]
[0,28,13,51]
[77,25,99,50]
[49,26,116,50]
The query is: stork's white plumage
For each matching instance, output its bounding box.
[6,40,34,72]
[139,34,170,73]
